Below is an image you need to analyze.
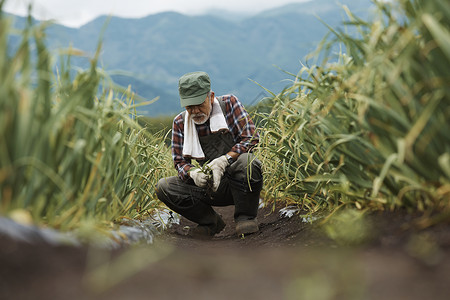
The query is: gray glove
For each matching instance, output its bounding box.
[189,168,209,188]
[207,155,229,192]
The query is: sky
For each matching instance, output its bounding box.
[4,0,311,28]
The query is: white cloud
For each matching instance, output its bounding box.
[4,0,310,27]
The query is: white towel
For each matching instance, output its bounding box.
[183,97,229,159]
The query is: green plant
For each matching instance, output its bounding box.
[191,160,214,196]
[0,6,174,231]
[258,0,450,218]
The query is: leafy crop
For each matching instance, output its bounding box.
[0,5,174,231]
[258,0,450,223]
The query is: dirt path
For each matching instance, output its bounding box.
[1,204,450,300]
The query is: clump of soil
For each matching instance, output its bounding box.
[1,202,449,300]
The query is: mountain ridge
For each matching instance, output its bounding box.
[7,0,374,116]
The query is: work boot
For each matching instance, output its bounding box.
[236,218,259,236]
[230,177,263,221]
[190,215,226,239]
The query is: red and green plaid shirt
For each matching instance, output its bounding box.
[171,94,259,180]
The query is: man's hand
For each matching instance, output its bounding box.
[189,168,209,188]
[207,155,229,192]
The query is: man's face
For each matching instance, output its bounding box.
[186,92,215,125]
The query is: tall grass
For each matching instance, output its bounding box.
[0,7,174,231]
[259,0,450,219]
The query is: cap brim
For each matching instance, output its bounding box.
[180,92,208,107]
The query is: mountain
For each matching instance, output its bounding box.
[7,0,374,116]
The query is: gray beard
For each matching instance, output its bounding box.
[192,113,209,124]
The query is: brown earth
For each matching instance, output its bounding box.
[1,203,450,300]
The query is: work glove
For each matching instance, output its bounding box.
[189,168,209,188]
[207,155,229,192]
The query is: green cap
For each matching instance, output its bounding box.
[178,71,211,107]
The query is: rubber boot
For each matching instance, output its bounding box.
[161,198,225,238]
[231,178,262,219]
[236,219,259,236]
[231,179,262,236]
[190,214,226,239]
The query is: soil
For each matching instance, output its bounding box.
[1,202,450,300]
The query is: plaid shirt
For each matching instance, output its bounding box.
[172,94,259,180]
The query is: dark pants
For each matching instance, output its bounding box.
[156,153,263,226]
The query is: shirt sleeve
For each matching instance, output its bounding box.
[225,95,259,154]
[171,113,194,181]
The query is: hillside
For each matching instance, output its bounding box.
[9,0,374,116]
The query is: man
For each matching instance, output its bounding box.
[156,71,263,238]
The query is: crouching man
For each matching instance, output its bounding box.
[156,71,263,238]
